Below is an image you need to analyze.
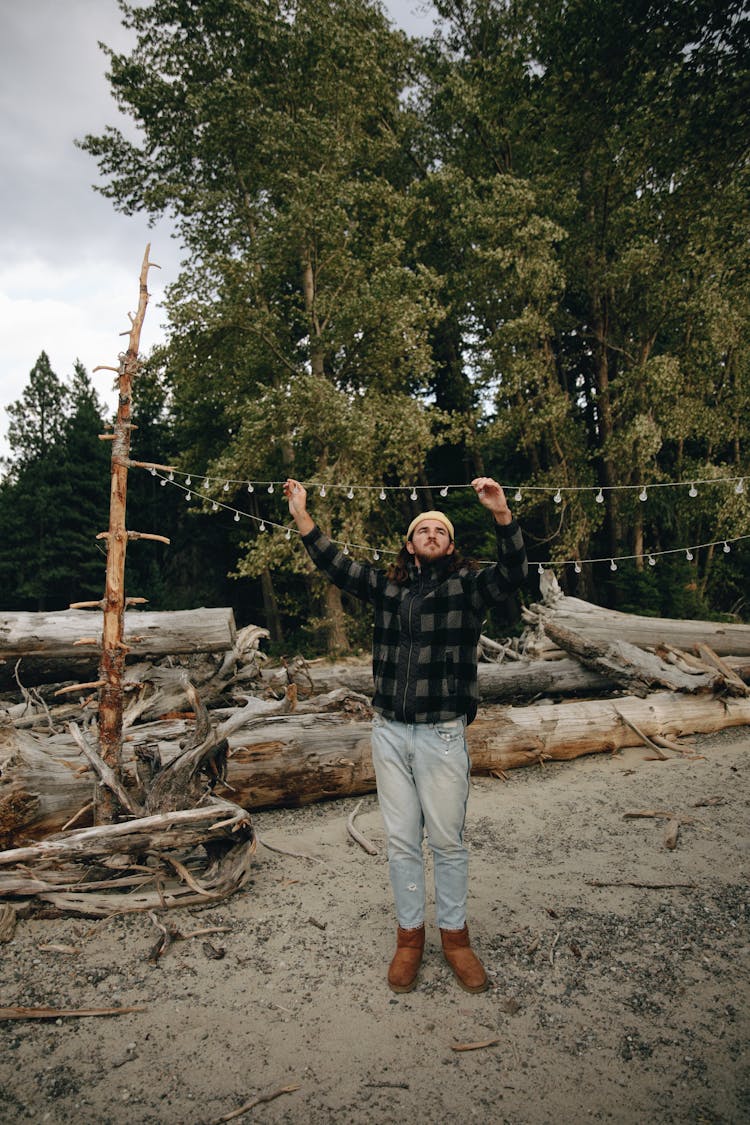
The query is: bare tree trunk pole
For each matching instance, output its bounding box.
[95,245,157,823]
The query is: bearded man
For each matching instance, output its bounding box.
[284,477,527,993]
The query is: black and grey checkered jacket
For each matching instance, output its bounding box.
[301,519,528,725]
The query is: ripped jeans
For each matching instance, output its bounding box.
[370,713,470,930]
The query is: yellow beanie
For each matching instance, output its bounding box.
[406,510,455,542]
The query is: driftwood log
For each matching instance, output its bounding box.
[0,608,237,690]
[523,574,750,657]
[4,691,750,846]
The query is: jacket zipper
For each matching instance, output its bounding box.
[401,573,421,719]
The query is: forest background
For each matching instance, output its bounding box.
[1,0,748,657]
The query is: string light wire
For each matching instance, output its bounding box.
[149,468,749,571]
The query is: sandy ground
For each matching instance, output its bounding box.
[0,725,748,1125]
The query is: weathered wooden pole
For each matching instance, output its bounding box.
[93,246,160,822]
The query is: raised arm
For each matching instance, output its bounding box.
[283,478,314,536]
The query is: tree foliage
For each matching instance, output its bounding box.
[10,0,744,639]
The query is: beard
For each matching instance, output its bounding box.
[413,540,453,566]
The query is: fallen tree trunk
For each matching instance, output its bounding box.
[266,655,621,703]
[524,586,750,657]
[0,608,236,689]
[4,692,750,844]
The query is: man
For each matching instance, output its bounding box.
[283,476,527,993]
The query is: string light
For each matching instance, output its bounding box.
[247,482,254,493]
[440,487,449,497]
[689,483,698,497]
[736,478,745,494]
[639,487,648,501]
[319,485,327,497]
[553,488,562,504]
[267,483,274,493]
[343,544,350,555]
[203,478,210,489]
[379,489,387,500]
[514,488,522,501]
[410,488,418,500]
[146,468,749,572]
[223,481,230,492]
[595,488,604,503]
[185,476,191,486]
[150,467,156,476]
[347,487,354,499]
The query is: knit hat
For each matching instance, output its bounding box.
[406,510,455,542]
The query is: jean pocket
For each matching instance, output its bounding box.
[434,720,463,743]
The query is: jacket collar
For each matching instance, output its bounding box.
[407,554,453,584]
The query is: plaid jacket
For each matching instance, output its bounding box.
[302,519,528,725]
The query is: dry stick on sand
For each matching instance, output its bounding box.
[0,1006,145,1021]
[346,800,379,855]
[210,1084,302,1123]
[451,1037,501,1052]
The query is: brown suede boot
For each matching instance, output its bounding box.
[387,925,425,993]
[440,924,488,993]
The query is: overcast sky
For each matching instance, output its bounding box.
[0,0,436,460]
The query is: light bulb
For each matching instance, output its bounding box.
[373,550,380,561]
[285,528,291,540]
[537,563,544,576]
[319,486,327,497]
[150,467,156,476]
[267,483,274,494]
[686,548,693,560]
[185,476,192,486]
[234,511,240,522]
[259,521,266,532]
[689,483,698,497]
[379,489,386,501]
[514,488,522,502]
[160,479,167,487]
[639,487,648,501]
[723,541,731,553]
[185,491,192,501]
[343,544,350,555]
[595,489,604,503]
[168,471,174,481]
[212,501,218,511]
[203,478,210,489]
[648,554,656,566]
[610,559,617,571]
[223,481,230,492]
[347,487,354,499]
[410,488,418,500]
[553,488,562,504]
[735,478,745,494]
[574,562,581,574]
[440,487,448,498]
[247,482,254,493]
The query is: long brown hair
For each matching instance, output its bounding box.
[386,546,480,586]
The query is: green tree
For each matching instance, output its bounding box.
[80,0,444,646]
[0,356,110,610]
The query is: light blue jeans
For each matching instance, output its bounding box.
[370,713,470,930]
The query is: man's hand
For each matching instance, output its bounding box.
[471,477,512,525]
[283,479,314,535]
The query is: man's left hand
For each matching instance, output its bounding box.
[471,477,512,525]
